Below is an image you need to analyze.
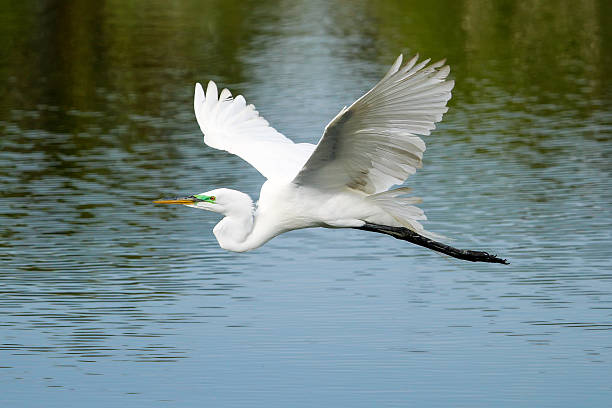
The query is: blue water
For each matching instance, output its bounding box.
[1,1,611,406]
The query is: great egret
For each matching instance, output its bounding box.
[155,54,507,264]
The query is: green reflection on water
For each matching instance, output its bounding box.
[1,0,610,114]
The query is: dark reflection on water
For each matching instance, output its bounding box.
[1,0,612,406]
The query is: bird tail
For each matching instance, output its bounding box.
[366,187,446,241]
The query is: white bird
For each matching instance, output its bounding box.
[155,54,507,264]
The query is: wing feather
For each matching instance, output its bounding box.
[194,82,315,180]
[293,54,454,194]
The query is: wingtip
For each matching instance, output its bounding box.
[402,53,419,72]
[219,88,232,101]
[384,54,403,78]
[194,82,205,111]
[431,58,447,68]
[394,53,403,68]
[206,80,218,101]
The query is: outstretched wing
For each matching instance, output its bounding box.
[194,82,315,180]
[293,54,454,194]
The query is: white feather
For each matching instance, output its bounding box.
[193,82,315,181]
[293,55,454,195]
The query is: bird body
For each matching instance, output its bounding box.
[155,53,508,264]
[193,182,400,252]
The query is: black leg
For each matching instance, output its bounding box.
[354,223,508,264]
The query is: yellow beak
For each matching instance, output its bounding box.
[153,196,197,205]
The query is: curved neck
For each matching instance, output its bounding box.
[212,204,274,252]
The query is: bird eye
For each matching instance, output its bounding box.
[210,196,216,201]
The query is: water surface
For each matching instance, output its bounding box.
[1,1,611,407]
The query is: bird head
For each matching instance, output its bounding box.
[154,188,253,215]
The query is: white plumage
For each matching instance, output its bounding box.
[193,81,316,181]
[163,54,456,252]
[294,54,453,194]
